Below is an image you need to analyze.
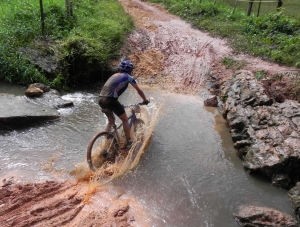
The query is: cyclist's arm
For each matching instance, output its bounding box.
[131,83,147,101]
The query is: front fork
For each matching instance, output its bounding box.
[129,108,136,128]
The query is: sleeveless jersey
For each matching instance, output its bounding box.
[99,73,136,98]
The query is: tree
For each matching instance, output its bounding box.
[247,0,254,16]
[39,0,45,35]
[277,0,283,10]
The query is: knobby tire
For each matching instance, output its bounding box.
[86,131,115,172]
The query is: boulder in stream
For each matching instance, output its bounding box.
[25,83,51,97]
[204,95,218,107]
[234,205,298,227]
[25,83,74,109]
[288,182,300,221]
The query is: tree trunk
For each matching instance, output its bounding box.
[39,0,45,35]
[247,0,254,16]
[65,0,70,16]
[277,0,283,10]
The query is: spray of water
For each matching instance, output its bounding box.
[78,100,161,200]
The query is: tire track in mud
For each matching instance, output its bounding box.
[120,0,232,94]
[0,179,144,227]
[119,0,297,95]
[0,180,83,227]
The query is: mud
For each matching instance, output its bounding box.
[121,0,299,98]
[2,0,300,226]
[0,178,149,227]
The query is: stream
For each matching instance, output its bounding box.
[0,81,295,226]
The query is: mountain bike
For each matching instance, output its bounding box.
[86,102,149,172]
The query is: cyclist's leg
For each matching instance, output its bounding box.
[99,97,116,130]
[119,118,132,151]
[102,109,115,128]
[101,98,132,149]
[118,112,131,142]
[110,100,133,148]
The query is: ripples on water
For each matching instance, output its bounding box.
[0,84,295,226]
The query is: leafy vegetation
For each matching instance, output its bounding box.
[220,0,300,17]
[1,0,300,90]
[0,0,134,88]
[254,70,267,80]
[222,57,247,70]
[147,0,300,68]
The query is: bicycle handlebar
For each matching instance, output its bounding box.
[123,99,150,108]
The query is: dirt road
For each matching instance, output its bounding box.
[1,0,299,226]
[120,0,298,99]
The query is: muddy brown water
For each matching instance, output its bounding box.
[0,82,295,226]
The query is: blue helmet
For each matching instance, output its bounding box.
[119,60,134,72]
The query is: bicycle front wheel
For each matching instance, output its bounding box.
[86,132,117,171]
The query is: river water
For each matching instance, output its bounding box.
[0,82,294,226]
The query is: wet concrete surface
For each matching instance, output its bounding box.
[0,94,60,129]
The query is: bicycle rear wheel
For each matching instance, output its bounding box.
[86,132,118,171]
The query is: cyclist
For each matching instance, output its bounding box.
[98,60,149,150]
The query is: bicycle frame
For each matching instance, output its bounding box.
[101,105,138,146]
[128,108,137,129]
[87,102,148,171]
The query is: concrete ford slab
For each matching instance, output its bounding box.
[0,93,60,129]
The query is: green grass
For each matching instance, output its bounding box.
[222,57,247,70]
[146,0,300,68]
[1,0,299,88]
[0,0,134,88]
[218,0,300,17]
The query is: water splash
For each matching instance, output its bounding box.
[69,99,161,200]
[90,101,160,183]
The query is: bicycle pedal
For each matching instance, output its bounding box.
[101,150,109,158]
[120,141,133,150]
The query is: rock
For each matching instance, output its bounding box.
[19,38,60,78]
[25,84,74,109]
[25,83,50,97]
[272,174,291,188]
[234,205,298,227]
[25,87,43,97]
[204,95,218,107]
[234,140,252,149]
[30,89,74,109]
[220,70,300,188]
[0,94,60,129]
[32,83,51,92]
[288,182,300,220]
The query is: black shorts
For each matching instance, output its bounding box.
[98,97,125,117]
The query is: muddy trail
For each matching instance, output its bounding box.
[1,0,299,226]
[0,179,149,227]
[121,0,298,99]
